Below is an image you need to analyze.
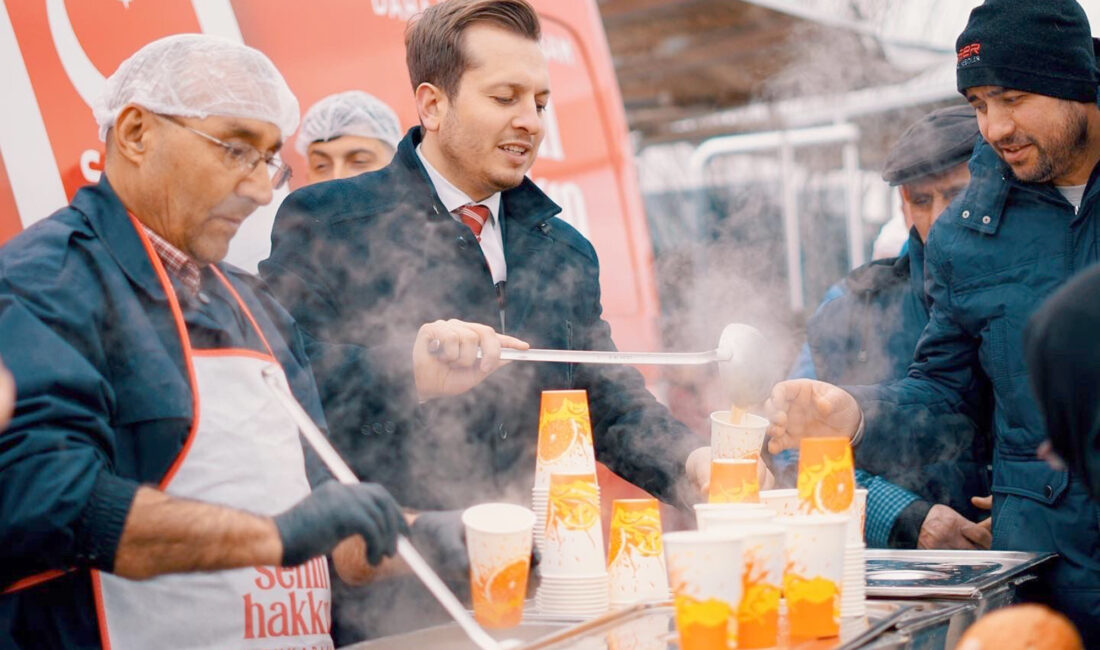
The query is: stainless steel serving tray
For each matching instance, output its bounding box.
[346,600,921,650]
[863,550,1056,599]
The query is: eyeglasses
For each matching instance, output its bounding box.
[156,114,292,189]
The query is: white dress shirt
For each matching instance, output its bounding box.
[416,145,507,283]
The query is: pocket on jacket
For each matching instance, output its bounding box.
[992,456,1068,505]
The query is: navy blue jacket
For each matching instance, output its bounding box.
[0,178,328,648]
[808,232,991,519]
[260,128,697,511]
[849,140,1100,639]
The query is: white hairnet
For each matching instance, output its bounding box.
[93,33,300,142]
[295,90,402,156]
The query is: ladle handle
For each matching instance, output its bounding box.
[427,340,725,365]
[260,366,503,650]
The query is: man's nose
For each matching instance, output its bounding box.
[513,97,542,135]
[983,105,1015,144]
[239,163,275,206]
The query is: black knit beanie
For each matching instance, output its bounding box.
[956,0,1099,103]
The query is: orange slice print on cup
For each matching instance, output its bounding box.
[471,557,530,628]
[796,437,855,514]
[708,458,760,503]
[537,390,593,463]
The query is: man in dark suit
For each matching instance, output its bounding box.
[263,0,713,513]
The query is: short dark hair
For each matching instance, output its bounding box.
[405,0,541,97]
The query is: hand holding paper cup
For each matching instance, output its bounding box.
[462,503,535,628]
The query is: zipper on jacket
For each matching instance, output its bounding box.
[565,320,574,386]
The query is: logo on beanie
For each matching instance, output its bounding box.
[957,43,981,66]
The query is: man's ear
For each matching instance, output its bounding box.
[415,82,447,133]
[111,104,154,163]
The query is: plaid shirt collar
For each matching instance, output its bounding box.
[140,225,202,297]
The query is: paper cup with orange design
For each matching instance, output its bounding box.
[710,410,768,460]
[535,390,597,488]
[709,458,760,503]
[693,503,774,531]
[734,524,785,649]
[782,514,847,639]
[797,437,855,515]
[542,472,605,575]
[664,530,745,650]
[461,503,535,628]
[607,498,670,605]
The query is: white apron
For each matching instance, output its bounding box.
[92,222,332,650]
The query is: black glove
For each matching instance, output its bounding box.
[274,481,408,567]
[408,510,469,582]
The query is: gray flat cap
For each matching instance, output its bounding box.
[882,105,980,186]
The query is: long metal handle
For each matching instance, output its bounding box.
[261,366,504,650]
[429,340,728,366]
[499,347,726,365]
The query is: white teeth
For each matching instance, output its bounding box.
[501,145,525,155]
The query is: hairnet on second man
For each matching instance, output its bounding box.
[296,90,403,182]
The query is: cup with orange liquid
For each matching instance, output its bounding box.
[709,458,760,504]
[664,530,745,650]
[710,409,768,460]
[607,498,670,606]
[782,514,848,639]
[461,503,536,628]
[796,437,855,515]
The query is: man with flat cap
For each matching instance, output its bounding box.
[787,105,992,551]
[768,0,1100,639]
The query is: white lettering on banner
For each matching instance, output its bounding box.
[370,0,437,20]
[535,179,590,239]
[538,100,565,161]
[541,34,575,66]
[243,557,331,641]
[80,149,102,183]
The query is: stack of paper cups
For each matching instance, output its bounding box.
[842,489,868,618]
[759,489,800,518]
[533,390,598,552]
[607,498,670,607]
[710,410,769,460]
[536,472,609,617]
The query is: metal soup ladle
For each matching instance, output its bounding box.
[431,322,775,407]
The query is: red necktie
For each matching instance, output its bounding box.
[456,204,490,242]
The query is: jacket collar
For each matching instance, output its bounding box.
[392,127,561,230]
[954,140,1012,236]
[73,176,168,301]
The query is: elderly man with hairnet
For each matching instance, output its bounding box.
[297,90,403,183]
[0,34,491,649]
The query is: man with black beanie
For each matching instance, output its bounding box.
[766,0,1100,640]
[788,105,992,552]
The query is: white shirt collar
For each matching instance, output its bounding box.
[416,144,501,222]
